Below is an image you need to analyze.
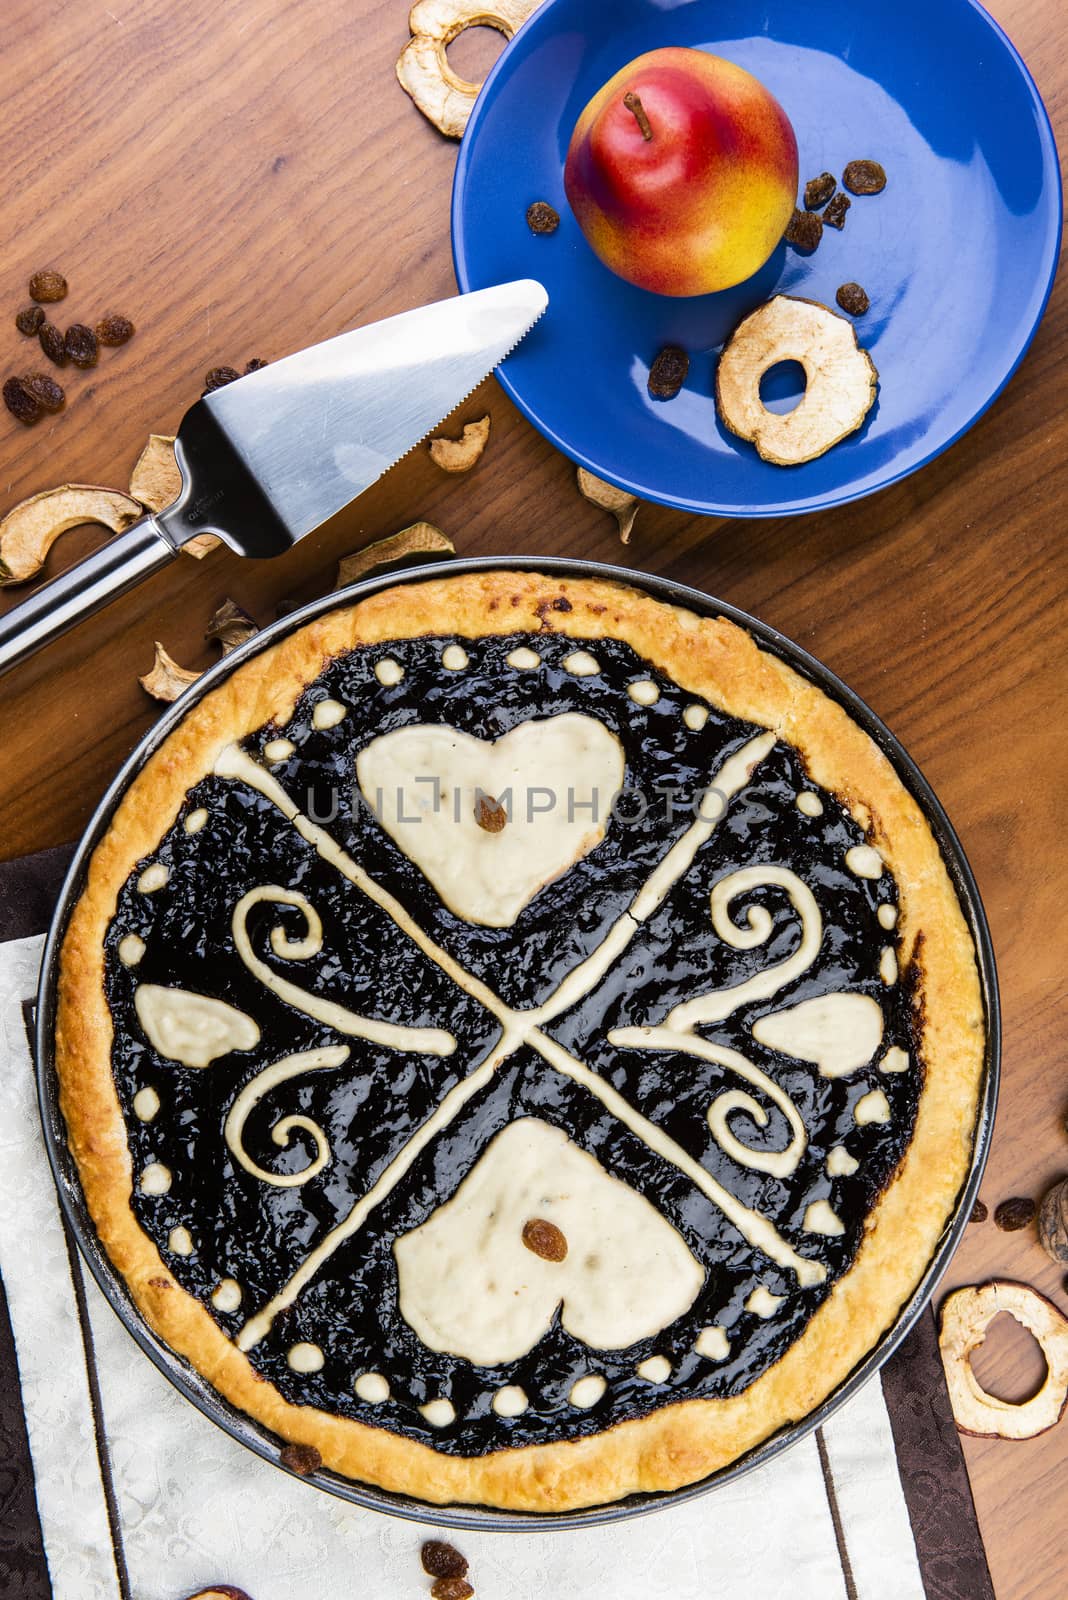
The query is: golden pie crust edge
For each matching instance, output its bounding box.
[55,570,986,1511]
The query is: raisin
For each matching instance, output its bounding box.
[843,159,887,195]
[823,192,851,230]
[647,345,689,399]
[3,376,41,425]
[522,1217,568,1262]
[526,200,559,235]
[203,365,240,393]
[95,313,135,346]
[836,282,870,316]
[970,1198,988,1224]
[244,357,269,372]
[20,372,65,413]
[64,323,98,368]
[421,1541,469,1580]
[994,1197,1036,1232]
[475,793,507,833]
[28,269,67,303]
[278,1442,322,1475]
[804,172,836,210]
[784,209,822,252]
[430,1581,474,1600]
[38,322,67,366]
[15,305,45,336]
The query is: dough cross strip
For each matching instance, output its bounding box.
[211,732,826,1354]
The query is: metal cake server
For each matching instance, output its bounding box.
[0,279,548,676]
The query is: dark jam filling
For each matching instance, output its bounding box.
[104,631,918,1455]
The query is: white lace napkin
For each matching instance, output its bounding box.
[0,934,925,1600]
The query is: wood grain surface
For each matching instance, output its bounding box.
[0,1,1064,1594]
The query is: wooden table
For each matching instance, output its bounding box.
[1,1,1064,1593]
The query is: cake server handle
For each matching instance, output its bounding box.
[0,515,176,678]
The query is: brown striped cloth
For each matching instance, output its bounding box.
[0,848,993,1600]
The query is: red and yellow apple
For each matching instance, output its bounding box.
[564,47,798,297]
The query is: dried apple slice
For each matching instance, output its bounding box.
[129,434,220,560]
[140,642,201,703]
[939,1280,1068,1439]
[429,414,491,472]
[0,485,142,586]
[716,295,878,466]
[577,467,639,544]
[334,522,454,589]
[396,0,540,139]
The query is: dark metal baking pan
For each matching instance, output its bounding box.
[34,555,999,1529]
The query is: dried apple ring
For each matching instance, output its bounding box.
[939,1280,1068,1440]
[396,0,540,139]
[716,295,878,466]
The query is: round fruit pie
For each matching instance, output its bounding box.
[55,569,986,1511]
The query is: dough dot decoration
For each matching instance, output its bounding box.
[506,646,541,671]
[695,1326,730,1361]
[211,1278,243,1313]
[118,933,146,966]
[287,1341,325,1374]
[139,1161,172,1196]
[375,657,404,687]
[745,1287,784,1319]
[562,649,600,676]
[263,737,296,764]
[355,1372,391,1404]
[492,1385,529,1417]
[854,1088,891,1126]
[132,1086,160,1122]
[420,1397,456,1427]
[569,1374,607,1409]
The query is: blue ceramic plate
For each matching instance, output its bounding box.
[452,0,1061,517]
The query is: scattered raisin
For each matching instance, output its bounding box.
[20,372,65,413]
[64,324,98,368]
[278,1442,322,1475]
[15,305,45,336]
[784,209,822,252]
[843,159,887,195]
[804,172,836,210]
[836,282,870,316]
[522,1217,568,1262]
[38,322,67,366]
[421,1541,469,1580]
[244,357,269,372]
[970,1198,988,1224]
[994,1196,1036,1232]
[526,200,559,235]
[3,376,41,425]
[95,313,135,346]
[475,793,508,833]
[823,192,851,230]
[28,269,68,303]
[430,1581,474,1600]
[203,365,241,393]
[647,345,689,400]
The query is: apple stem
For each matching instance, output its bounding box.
[623,92,653,142]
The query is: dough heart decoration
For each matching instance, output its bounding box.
[355,714,625,928]
[394,1118,704,1365]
